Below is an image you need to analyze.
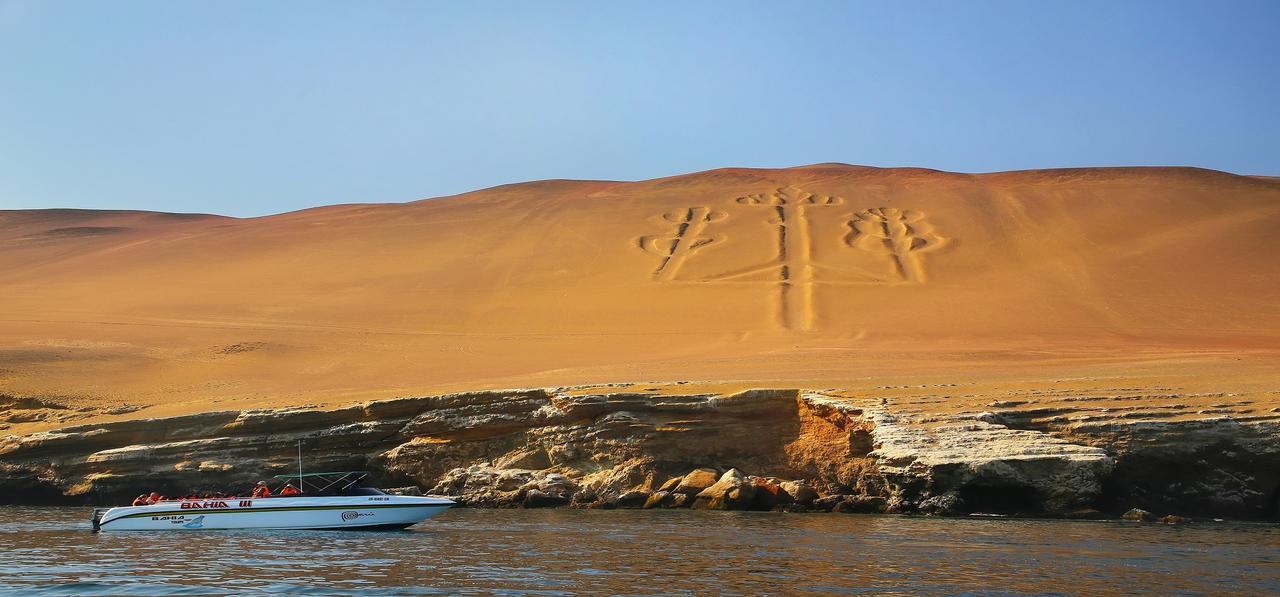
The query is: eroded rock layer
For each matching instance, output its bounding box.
[2,387,1277,519]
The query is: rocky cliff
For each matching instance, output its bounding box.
[2,386,1276,520]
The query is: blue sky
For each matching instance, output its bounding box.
[1,1,1277,216]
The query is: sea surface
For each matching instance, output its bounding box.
[2,507,1277,595]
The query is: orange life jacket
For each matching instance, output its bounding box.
[279,486,300,496]
[252,486,270,498]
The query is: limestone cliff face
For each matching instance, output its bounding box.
[1,388,1277,519]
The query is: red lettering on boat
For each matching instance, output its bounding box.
[179,500,229,509]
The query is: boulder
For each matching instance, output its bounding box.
[748,477,793,510]
[691,469,756,510]
[383,486,423,496]
[616,490,651,509]
[847,495,888,514]
[643,491,669,509]
[570,489,598,508]
[885,497,915,514]
[674,468,720,496]
[494,469,534,492]
[523,489,569,508]
[428,465,588,507]
[832,500,856,513]
[577,458,662,502]
[1063,508,1105,520]
[779,481,818,505]
[812,495,849,512]
[657,476,682,493]
[645,491,690,508]
[427,467,469,496]
[1122,508,1155,522]
[514,472,577,507]
[918,493,963,516]
[827,494,889,514]
[533,473,577,495]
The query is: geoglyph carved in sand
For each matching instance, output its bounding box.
[723,186,843,331]
[637,187,947,330]
[637,206,727,281]
[845,207,947,283]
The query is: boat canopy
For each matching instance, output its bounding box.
[272,471,370,494]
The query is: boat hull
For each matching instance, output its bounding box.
[95,495,453,531]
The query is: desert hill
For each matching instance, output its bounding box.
[2,164,1278,432]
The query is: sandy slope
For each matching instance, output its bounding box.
[1,164,1278,432]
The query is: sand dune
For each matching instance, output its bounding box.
[1,164,1278,431]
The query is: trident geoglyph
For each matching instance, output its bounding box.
[721,186,843,331]
[845,207,946,283]
[638,207,727,282]
[637,186,946,331]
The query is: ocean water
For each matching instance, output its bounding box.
[1,507,1276,595]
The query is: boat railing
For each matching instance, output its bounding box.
[272,470,371,495]
[112,471,376,507]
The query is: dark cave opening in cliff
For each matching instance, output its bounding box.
[959,484,1042,514]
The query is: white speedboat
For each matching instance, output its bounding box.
[92,472,453,531]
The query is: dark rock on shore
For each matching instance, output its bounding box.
[615,490,651,509]
[673,468,719,496]
[918,493,964,516]
[1122,508,1155,522]
[748,477,792,510]
[691,469,755,510]
[1063,508,1106,519]
[523,489,569,508]
[779,481,817,506]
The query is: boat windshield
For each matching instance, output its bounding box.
[271,471,381,496]
[339,486,387,496]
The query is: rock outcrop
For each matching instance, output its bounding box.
[1,387,1277,520]
[690,469,754,510]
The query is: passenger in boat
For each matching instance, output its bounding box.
[278,483,301,496]
[251,481,271,498]
[145,491,162,504]
[131,494,148,506]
